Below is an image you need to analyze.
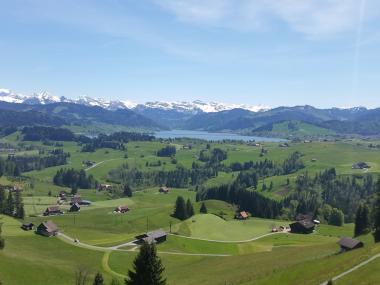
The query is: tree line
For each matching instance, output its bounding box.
[0,187,25,220]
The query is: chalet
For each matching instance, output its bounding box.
[136,230,167,244]
[99,184,112,191]
[21,222,34,231]
[352,162,370,170]
[279,143,289,148]
[289,220,315,234]
[159,186,169,194]
[114,205,129,213]
[338,237,364,252]
[235,211,249,220]
[36,221,59,237]
[11,185,23,193]
[43,206,63,216]
[70,203,81,212]
[58,191,67,199]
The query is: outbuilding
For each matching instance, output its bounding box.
[159,187,169,194]
[289,220,315,234]
[136,230,167,244]
[43,206,63,216]
[235,211,249,220]
[21,222,34,231]
[338,237,364,252]
[114,205,129,213]
[70,203,81,212]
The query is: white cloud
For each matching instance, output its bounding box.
[155,0,379,39]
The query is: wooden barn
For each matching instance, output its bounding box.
[159,186,169,194]
[289,220,315,234]
[43,206,63,216]
[338,237,364,252]
[136,230,167,244]
[114,205,129,213]
[235,211,249,220]
[36,221,59,237]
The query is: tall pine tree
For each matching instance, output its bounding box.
[186,199,194,218]
[93,272,104,285]
[373,178,380,242]
[354,203,371,237]
[173,196,187,220]
[125,242,166,285]
[0,223,4,250]
[200,202,208,214]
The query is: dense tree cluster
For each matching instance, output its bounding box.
[22,126,75,141]
[80,132,153,152]
[0,188,25,219]
[354,203,371,237]
[157,145,176,157]
[173,196,194,220]
[53,168,97,189]
[0,223,4,250]
[199,148,227,164]
[199,182,282,219]
[109,164,216,188]
[373,179,380,242]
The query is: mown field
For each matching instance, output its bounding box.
[1,133,380,284]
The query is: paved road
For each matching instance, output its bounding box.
[319,253,380,285]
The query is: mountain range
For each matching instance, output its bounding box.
[1,87,379,137]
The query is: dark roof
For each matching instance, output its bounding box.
[22,222,34,227]
[292,219,315,230]
[41,221,58,233]
[338,237,363,249]
[46,206,60,212]
[147,230,167,239]
[296,213,313,221]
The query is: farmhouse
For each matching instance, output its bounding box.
[289,220,315,234]
[338,237,364,252]
[352,162,370,169]
[58,191,67,199]
[136,230,167,244]
[11,185,23,193]
[99,184,112,191]
[21,222,34,231]
[159,186,169,194]
[114,205,129,213]
[43,206,63,216]
[235,211,249,220]
[36,221,59,237]
[70,203,81,212]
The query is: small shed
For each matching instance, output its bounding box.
[338,237,364,252]
[36,221,59,237]
[159,186,169,194]
[99,184,112,191]
[21,222,34,231]
[43,206,63,216]
[236,211,249,220]
[70,203,81,212]
[352,162,370,169]
[71,195,82,205]
[115,205,129,213]
[289,220,315,234]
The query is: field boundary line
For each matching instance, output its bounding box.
[169,231,284,243]
[319,253,380,285]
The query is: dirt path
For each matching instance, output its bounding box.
[84,158,120,171]
[319,253,380,285]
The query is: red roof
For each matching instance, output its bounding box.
[239,211,248,218]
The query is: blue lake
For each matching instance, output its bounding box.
[154,130,286,142]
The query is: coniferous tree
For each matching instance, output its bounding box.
[200,202,208,214]
[125,242,166,285]
[328,208,344,226]
[354,204,371,237]
[186,199,194,218]
[123,185,133,197]
[5,191,14,216]
[0,188,5,213]
[373,179,380,242]
[173,196,187,220]
[0,223,4,250]
[93,272,104,285]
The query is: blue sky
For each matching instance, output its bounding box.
[1,0,380,108]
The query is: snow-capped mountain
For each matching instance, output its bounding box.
[0,88,268,113]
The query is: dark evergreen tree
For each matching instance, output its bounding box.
[5,191,14,216]
[186,199,194,218]
[373,179,380,242]
[0,223,4,250]
[173,196,187,220]
[14,191,25,219]
[123,185,133,197]
[125,242,166,285]
[93,272,104,285]
[200,202,208,214]
[0,188,5,213]
[354,203,371,237]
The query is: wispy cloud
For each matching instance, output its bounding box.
[155,0,379,39]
